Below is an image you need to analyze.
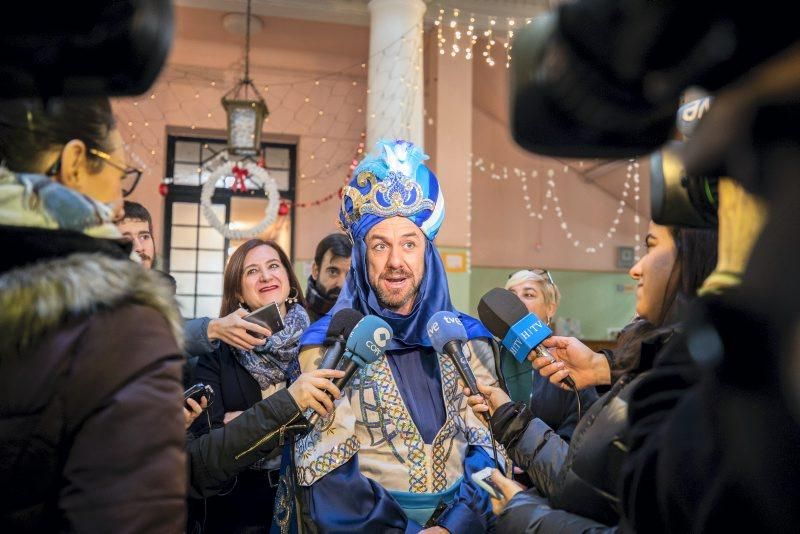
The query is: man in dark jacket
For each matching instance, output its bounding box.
[305,232,352,322]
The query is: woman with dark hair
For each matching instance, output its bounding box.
[189,238,329,533]
[465,221,718,531]
[0,98,186,531]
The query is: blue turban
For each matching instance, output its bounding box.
[302,139,489,350]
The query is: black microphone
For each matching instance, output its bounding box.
[317,309,364,371]
[426,311,490,424]
[478,288,577,390]
[307,315,393,428]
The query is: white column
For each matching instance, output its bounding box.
[366,0,426,148]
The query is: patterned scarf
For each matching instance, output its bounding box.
[305,275,337,319]
[235,303,310,390]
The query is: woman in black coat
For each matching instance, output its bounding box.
[467,222,718,531]
[188,239,327,533]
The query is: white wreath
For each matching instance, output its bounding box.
[201,160,280,240]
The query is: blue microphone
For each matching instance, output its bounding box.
[426,311,490,423]
[478,288,576,389]
[308,315,393,427]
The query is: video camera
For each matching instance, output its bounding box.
[0,0,173,98]
[509,0,799,159]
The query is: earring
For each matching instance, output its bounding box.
[285,287,299,306]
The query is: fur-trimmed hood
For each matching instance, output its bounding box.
[0,253,183,357]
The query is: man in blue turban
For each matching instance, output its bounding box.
[280,140,504,533]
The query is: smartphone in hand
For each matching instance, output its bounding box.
[184,383,214,410]
[243,301,284,337]
[471,467,503,499]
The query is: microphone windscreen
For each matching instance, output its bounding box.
[346,315,393,366]
[478,288,529,339]
[426,311,468,354]
[325,308,364,339]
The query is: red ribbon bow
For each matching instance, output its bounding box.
[231,164,249,193]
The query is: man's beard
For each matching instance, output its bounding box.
[139,251,154,269]
[316,279,341,301]
[370,267,422,312]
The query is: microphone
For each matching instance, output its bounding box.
[478,288,577,390]
[317,309,364,371]
[426,311,490,424]
[307,315,393,428]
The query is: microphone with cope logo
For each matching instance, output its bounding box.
[426,311,490,424]
[307,314,393,428]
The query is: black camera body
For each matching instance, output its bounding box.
[184,383,214,408]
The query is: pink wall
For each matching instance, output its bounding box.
[114,6,369,260]
[114,7,648,271]
[469,46,650,271]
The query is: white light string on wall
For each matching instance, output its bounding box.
[115,20,425,201]
[431,3,532,67]
[471,155,641,254]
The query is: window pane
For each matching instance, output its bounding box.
[175,295,195,318]
[170,249,197,271]
[268,168,290,191]
[200,204,227,227]
[198,250,224,272]
[172,202,198,225]
[173,163,201,185]
[172,272,196,295]
[174,141,199,162]
[199,227,225,249]
[196,296,222,319]
[265,147,290,168]
[171,226,198,248]
[197,273,223,295]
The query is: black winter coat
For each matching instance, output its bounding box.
[493,330,673,532]
[188,341,298,533]
[187,388,308,498]
[0,227,187,533]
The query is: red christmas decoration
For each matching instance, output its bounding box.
[158,182,169,196]
[278,202,290,216]
[231,164,249,193]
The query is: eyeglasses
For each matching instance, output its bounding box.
[89,148,143,197]
[508,268,555,286]
[46,147,143,197]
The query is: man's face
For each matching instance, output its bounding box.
[312,249,351,299]
[117,217,155,269]
[365,217,426,315]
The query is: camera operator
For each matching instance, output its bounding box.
[504,0,800,530]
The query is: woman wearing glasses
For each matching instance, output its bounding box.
[0,98,186,531]
[502,269,598,441]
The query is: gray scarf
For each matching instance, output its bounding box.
[235,303,309,390]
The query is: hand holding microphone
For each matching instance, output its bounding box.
[306,314,393,428]
[426,311,492,424]
[537,336,612,390]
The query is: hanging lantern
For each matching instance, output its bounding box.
[221,0,268,156]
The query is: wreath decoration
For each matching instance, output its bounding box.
[201,161,280,240]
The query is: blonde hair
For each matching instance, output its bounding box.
[504,269,561,308]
